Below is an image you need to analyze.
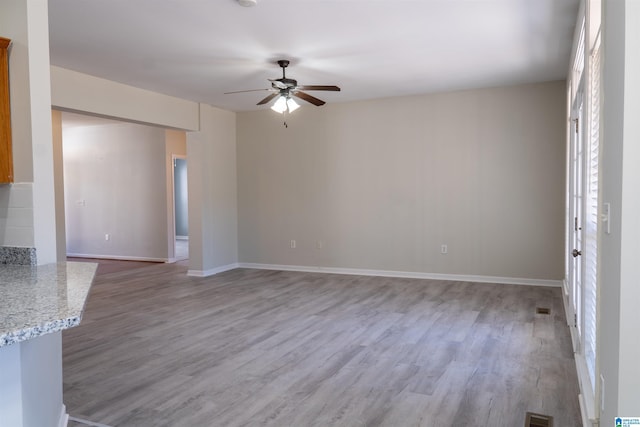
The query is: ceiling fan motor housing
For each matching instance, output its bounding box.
[272,78,298,89]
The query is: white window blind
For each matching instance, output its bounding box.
[572,23,586,99]
[584,33,601,392]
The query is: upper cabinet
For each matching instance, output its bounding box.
[0,37,12,184]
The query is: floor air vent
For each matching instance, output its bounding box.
[525,412,553,427]
[536,307,551,315]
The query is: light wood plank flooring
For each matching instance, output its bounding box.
[63,262,582,426]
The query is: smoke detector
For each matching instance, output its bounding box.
[237,0,257,6]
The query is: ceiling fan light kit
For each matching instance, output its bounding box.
[286,98,300,112]
[271,96,288,113]
[269,96,300,114]
[226,59,340,114]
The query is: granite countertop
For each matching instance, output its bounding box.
[0,262,97,347]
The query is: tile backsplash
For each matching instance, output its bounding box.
[0,183,35,248]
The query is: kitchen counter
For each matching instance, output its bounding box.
[0,261,97,427]
[0,261,97,347]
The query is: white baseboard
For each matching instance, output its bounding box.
[236,263,562,287]
[57,404,68,427]
[187,263,239,277]
[166,257,189,264]
[66,253,168,263]
[182,260,563,286]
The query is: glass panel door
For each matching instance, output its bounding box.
[569,87,585,341]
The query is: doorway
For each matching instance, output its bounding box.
[173,156,189,260]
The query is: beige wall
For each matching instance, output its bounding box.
[50,66,200,131]
[63,118,172,260]
[237,81,566,281]
[187,104,238,275]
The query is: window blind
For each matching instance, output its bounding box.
[572,23,586,99]
[584,33,601,392]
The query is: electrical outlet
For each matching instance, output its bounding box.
[316,240,323,249]
[105,233,110,241]
[290,239,296,249]
[441,244,447,254]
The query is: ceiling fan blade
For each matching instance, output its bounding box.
[257,93,279,105]
[224,88,270,94]
[296,85,341,92]
[293,91,325,106]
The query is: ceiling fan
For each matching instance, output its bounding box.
[225,60,340,113]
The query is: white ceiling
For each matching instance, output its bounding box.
[48,0,579,113]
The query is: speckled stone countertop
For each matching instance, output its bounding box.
[0,262,97,347]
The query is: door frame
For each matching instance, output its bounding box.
[567,77,586,349]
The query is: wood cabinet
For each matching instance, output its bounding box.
[0,37,12,184]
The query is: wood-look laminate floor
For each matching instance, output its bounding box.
[67,257,163,276]
[63,263,582,427]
